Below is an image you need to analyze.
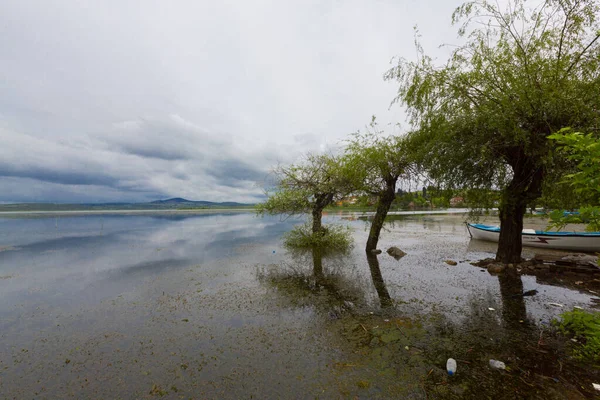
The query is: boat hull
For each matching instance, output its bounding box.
[466,223,600,252]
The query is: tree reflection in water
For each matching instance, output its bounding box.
[257,249,598,398]
[256,247,367,313]
[498,268,531,330]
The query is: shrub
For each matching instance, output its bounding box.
[283,222,353,251]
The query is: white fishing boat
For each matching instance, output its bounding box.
[466,223,600,252]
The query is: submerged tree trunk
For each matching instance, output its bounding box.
[366,180,396,252]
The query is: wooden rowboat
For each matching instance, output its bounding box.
[466,223,600,252]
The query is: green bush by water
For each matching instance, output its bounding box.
[553,309,600,363]
[283,223,353,251]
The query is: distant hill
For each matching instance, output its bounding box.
[0,198,254,212]
[150,197,250,207]
[151,197,192,204]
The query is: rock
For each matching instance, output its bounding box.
[386,246,406,260]
[561,253,599,266]
[370,249,383,254]
[487,263,506,274]
[471,258,495,267]
[445,260,458,266]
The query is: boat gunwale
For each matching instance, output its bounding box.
[467,223,600,238]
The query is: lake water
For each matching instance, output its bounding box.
[0,212,598,398]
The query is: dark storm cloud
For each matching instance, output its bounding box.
[0,163,118,187]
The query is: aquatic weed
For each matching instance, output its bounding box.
[283,223,353,251]
[553,309,600,363]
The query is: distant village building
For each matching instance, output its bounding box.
[335,196,359,207]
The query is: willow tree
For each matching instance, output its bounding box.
[344,118,414,252]
[386,0,600,263]
[257,153,354,236]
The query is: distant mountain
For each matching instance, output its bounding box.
[0,197,254,212]
[150,198,250,207]
[150,197,193,204]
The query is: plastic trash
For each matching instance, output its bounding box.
[489,359,506,370]
[593,383,600,391]
[446,358,457,376]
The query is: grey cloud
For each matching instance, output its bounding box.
[100,116,215,161]
[206,159,268,186]
[0,0,462,203]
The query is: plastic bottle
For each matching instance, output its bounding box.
[446,358,457,376]
[489,359,506,370]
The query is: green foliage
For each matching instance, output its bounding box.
[553,309,600,363]
[283,223,353,251]
[343,117,414,197]
[547,129,600,231]
[255,188,311,216]
[256,153,352,216]
[548,207,600,232]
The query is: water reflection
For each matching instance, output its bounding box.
[498,269,531,330]
[257,248,367,312]
[0,213,295,310]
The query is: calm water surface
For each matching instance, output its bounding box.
[0,212,598,398]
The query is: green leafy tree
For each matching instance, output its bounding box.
[344,118,415,252]
[386,0,600,263]
[547,129,600,231]
[257,153,354,237]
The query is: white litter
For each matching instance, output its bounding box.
[593,383,600,391]
[548,303,564,307]
[488,307,495,311]
[489,359,506,370]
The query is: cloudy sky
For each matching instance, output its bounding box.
[1,0,462,203]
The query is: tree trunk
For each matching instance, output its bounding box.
[366,181,396,252]
[366,253,393,308]
[496,153,545,264]
[311,193,334,236]
[312,207,324,235]
[496,188,527,264]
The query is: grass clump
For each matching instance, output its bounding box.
[553,309,600,363]
[283,222,353,251]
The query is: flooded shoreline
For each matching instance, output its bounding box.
[0,213,598,398]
